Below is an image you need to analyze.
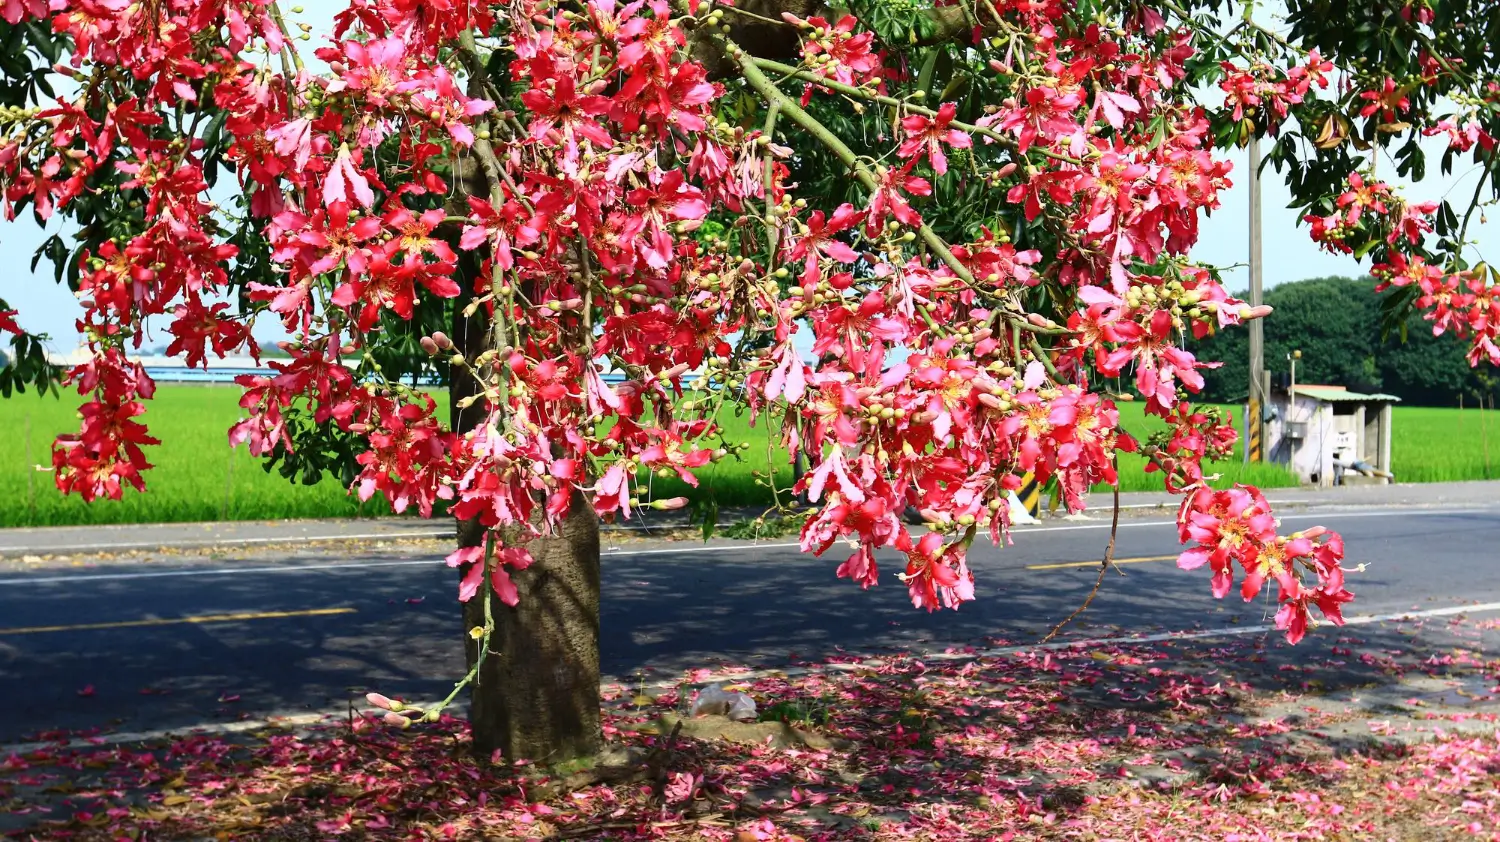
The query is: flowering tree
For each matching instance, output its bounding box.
[0,0,1496,764]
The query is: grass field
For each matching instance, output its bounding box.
[1,386,1493,527]
[0,386,390,528]
[1391,405,1500,483]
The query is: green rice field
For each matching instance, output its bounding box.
[0,386,389,528]
[0,385,1494,527]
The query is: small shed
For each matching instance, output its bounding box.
[1262,384,1400,487]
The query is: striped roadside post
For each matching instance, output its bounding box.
[1016,472,1044,519]
[1247,393,1264,462]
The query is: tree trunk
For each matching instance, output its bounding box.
[449,278,603,766]
[458,503,602,765]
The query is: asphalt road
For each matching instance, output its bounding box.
[3,502,1500,746]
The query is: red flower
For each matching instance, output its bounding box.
[520,72,613,151]
[787,203,864,286]
[165,298,254,369]
[896,530,974,611]
[1358,77,1409,123]
[272,201,383,280]
[898,103,972,175]
[865,162,931,236]
[624,170,708,269]
[446,539,535,606]
[322,145,376,209]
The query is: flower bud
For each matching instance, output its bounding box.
[366,692,398,711]
[650,497,690,510]
[382,711,411,728]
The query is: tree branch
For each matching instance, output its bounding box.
[1040,481,1120,643]
[268,2,306,75]
[733,43,979,283]
[1457,151,1498,260]
[733,41,1079,351]
[1028,335,1061,380]
[749,57,1083,166]
[761,102,782,261]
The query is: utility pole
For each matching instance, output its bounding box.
[1246,134,1265,463]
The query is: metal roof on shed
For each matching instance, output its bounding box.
[1293,385,1401,403]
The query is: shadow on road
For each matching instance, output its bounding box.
[2,530,1488,746]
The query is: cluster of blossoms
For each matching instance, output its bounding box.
[1304,172,1438,256]
[1217,50,1333,129]
[1374,256,1500,366]
[1302,168,1498,366]
[1425,116,1497,155]
[0,0,1366,643]
[1176,485,1350,644]
[1421,81,1500,155]
[788,14,883,104]
[50,349,159,501]
[1142,403,1240,490]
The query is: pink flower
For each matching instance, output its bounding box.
[266,117,313,170]
[898,103,972,175]
[896,530,974,611]
[322,145,375,209]
[444,541,534,605]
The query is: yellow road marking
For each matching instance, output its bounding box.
[1026,554,1178,571]
[0,607,355,636]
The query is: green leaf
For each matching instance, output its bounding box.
[700,498,718,541]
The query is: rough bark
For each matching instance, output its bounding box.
[446,194,603,766]
[436,2,891,760]
[458,501,603,765]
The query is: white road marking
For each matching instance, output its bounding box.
[1013,506,1497,533]
[0,530,453,554]
[1093,498,1307,511]
[5,596,1499,757]
[0,543,807,586]
[4,500,1483,557]
[0,523,681,553]
[0,558,441,585]
[0,506,1492,586]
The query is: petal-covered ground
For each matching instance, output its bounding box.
[7,624,1500,840]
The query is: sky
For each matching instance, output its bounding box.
[1,2,1495,351]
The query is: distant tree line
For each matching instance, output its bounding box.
[1193,276,1498,408]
